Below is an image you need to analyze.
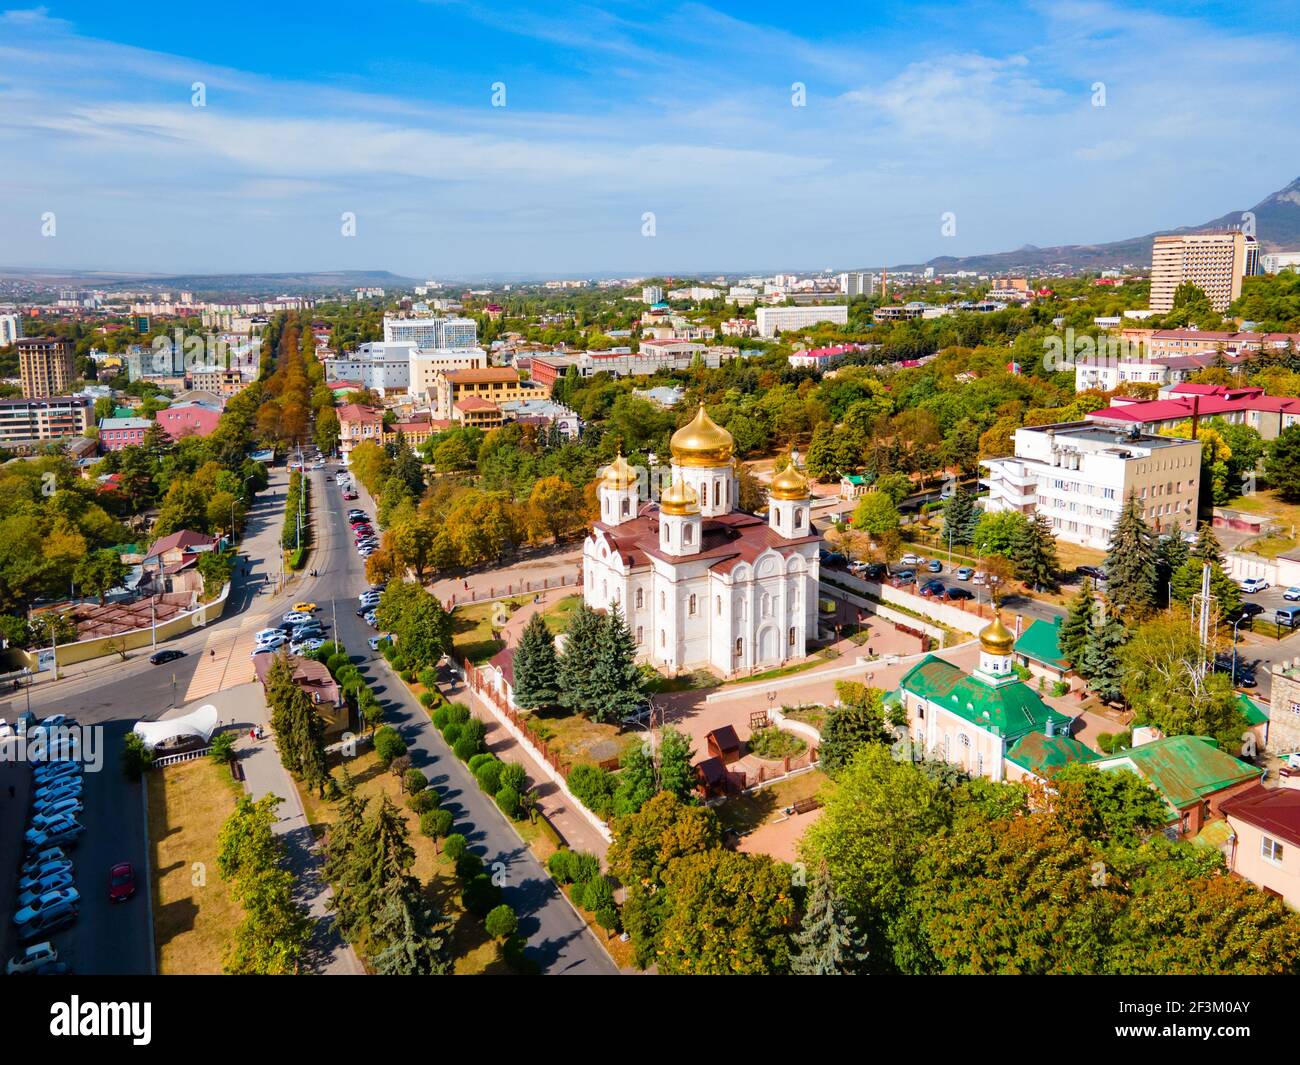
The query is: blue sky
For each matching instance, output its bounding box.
[1,1,1298,278]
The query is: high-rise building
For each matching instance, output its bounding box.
[382,315,477,348]
[17,337,76,398]
[838,272,873,298]
[642,285,663,304]
[1150,231,1252,313]
[754,304,849,337]
[0,313,24,346]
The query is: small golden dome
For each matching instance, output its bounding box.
[659,477,700,516]
[979,612,1015,655]
[770,457,810,501]
[601,452,637,490]
[670,404,733,468]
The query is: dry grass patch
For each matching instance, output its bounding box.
[714,769,828,835]
[147,757,244,974]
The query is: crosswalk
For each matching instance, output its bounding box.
[183,613,264,701]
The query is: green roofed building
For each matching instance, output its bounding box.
[894,611,1080,783]
[1006,731,1097,782]
[1013,617,1072,685]
[1092,734,1263,839]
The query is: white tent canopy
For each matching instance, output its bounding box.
[133,703,220,750]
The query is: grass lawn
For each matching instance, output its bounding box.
[450,596,530,665]
[645,668,722,693]
[781,705,828,733]
[1220,491,1300,560]
[146,757,245,974]
[714,769,828,834]
[297,747,508,975]
[540,593,582,634]
[524,706,639,768]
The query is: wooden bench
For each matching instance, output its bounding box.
[791,797,821,816]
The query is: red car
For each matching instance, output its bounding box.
[343,491,358,500]
[108,862,135,902]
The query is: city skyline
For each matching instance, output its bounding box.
[3,1,1299,277]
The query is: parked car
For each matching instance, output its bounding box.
[255,627,284,643]
[255,632,287,651]
[290,639,326,655]
[927,560,943,573]
[359,590,381,603]
[363,611,379,627]
[1242,577,1270,594]
[892,569,916,583]
[15,899,78,941]
[291,627,325,643]
[292,601,318,613]
[1077,565,1107,582]
[18,861,73,894]
[900,553,923,566]
[108,862,136,902]
[368,635,391,651]
[149,649,185,665]
[972,571,987,586]
[16,871,75,910]
[21,848,69,877]
[13,887,80,927]
[6,941,58,975]
[1236,603,1265,619]
[343,491,358,500]
[31,762,79,787]
[955,566,973,580]
[1285,587,1300,602]
[32,797,84,825]
[944,587,974,601]
[919,579,945,597]
[1277,606,1300,629]
[34,778,82,803]
[281,611,312,625]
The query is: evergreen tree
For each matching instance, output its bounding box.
[1012,511,1059,591]
[557,602,606,713]
[336,795,415,944]
[1104,493,1158,616]
[512,613,560,710]
[820,688,892,775]
[1170,558,1242,618]
[791,866,871,975]
[1190,521,1224,567]
[656,726,697,802]
[1059,579,1095,671]
[588,604,645,724]
[613,740,658,816]
[1080,615,1127,703]
[370,880,452,975]
[1154,534,1189,606]
[324,768,368,889]
[941,486,979,547]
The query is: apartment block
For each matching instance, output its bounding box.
[981,421,1202,549]
[1150,231,1252,313]
[382,315,477,348]
[17,336,76,399]
[0,313,24,346]
[0,395,91,445]
[755,304,849,337]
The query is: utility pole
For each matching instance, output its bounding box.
[150,596,157,652]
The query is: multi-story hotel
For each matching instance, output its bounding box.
[0,313,24,346]
[981,421,1202,549]
[755,304,849,337]
[382,314,477,349]
[1149,231,1254,313]
[0,395,91,446]
[17,336,76,399]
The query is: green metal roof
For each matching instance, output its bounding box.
[897,654,1072,741]
[1005,732,1096,779]
[1014,618,1069,670]
[1094,735,1261,811]
[1237,693,1269,726]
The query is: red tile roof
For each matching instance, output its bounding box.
[1221,784,1300,850]
[591,507,817,573]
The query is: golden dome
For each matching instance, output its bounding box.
[601,452,637,490]
[979,612,1015,655]
[770,456,810,501]
[659,477,700,516]
[670,404,733,468]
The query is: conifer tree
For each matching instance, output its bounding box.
[1012,511,1059,591]
[1154,533,1189,606]
[1080,614,1127,704]
[589,604,645,723]
[791,866,870,975]
[941,486,979,547]
[558,602,606,713]
[370,880,452,976]
[512,613,560,710]
[1104,493,1157,615]
[1190,521,1225,567]
[1059,579,1095,671]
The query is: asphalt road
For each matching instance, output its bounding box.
[303,465,619,975]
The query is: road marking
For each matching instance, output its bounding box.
[183,613,263,700]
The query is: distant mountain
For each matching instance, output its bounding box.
[0,268,421,298]
[898,177,1300,274]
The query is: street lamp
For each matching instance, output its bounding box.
[1231,614,1247,686]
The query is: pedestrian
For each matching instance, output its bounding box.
[250,727,256,741]
[210,648,215,659]
[868,645,874,656]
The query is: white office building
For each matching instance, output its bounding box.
[0,313,23,347]
[755,304,849,337]
[642,285,663,304]
[838,272,873,298]
[383,315,478,349]
[324,342,416,393]
[981,422,1202,550]
[407,346,489,398]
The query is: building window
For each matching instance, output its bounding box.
[688,594,697,616]
[714,481,721,507]
[735,637,743,657]
[788,626,796,647]
[636,626,643,645]
[660,629,666,648]
[1263,836,1285,864]
[794,509,803,529]
[660,591,666,610]
[683,524,693,545]
[635,588,643,609]
[716,595,722,616]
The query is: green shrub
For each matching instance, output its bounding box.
[418,691,435,708]
[403,768,427,794]
[401,670,416,684]
[495,785,520,819]
[326,652,350,675]
[418,668,438,689]
[422,808,454,841]
[567,763,616,819]
[502,935,539,975]
[432,706,451,730]
[595,906,620,935]
[498,762,526,793]
[569,880,588,909]
[442,722,463,746]
[1051,680,1071,697]
[568,851,600,884]
[581,875,615,913]
[454,735,481,762]
[459,718,486,747]
[391,655,408,672]
[443,833,468,862]
[462,873,500,916]
[448,703,470,725]
[468,753,496,774]
[475,760,504,794]
[409,790,439,815]
[208,732,235,764]
[547,850,575,882]
[456,852,484,879]
[373,726,407,766]
[485,904,517,940]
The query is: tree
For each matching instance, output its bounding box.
[484,903,518,941]
[73,548,126,604]
[1053,764,1169,847]
[525,476,586,544]
[588,604,645,723]
[314,407,340,456]
[370,881,451,975]
[819,683,892,774]
[1169,557,1241,618]
[1265,425,1300,502]
[852,490,900,537]
[1154,534,1189,606]
[940,486,979,547]
[1104,492,1157,616]
[1011,511,1059,591]
[557,601,605,715]
[971,510,1029,558]
[657,849,797,975]
[1059,579,1095,671]
[1079,613,1127,704]
[511,613,560,710]
[791,865,871,975]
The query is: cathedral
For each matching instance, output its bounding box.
[582,405,822,678]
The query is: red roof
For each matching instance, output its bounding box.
[591,506,817,574]
[455,397,498,412]
[1089,392,1300,424]
[155,406,221,440]
[146,529,215,558]
[337,403,383,424]
[1222,784,1300,850]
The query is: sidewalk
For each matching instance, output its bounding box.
[235,702,364,976]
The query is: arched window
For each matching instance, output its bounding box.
[635,588,644,609]
[794,509,803,529]
[683,524,693,544]
[735,637,743,657]
[635,626,643,645]
[621,498,630,517]
[762,592,771,618]
[688,594,697,616]
[660,629,666,648]
[788,626,797,647]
